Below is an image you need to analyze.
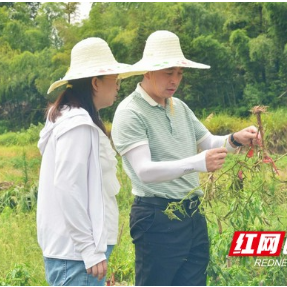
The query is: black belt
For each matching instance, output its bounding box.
[135,195,199,210]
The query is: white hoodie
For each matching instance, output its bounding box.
[37,107,119,269]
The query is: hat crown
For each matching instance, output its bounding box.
[143,30,185,61]
[69,38,117,76]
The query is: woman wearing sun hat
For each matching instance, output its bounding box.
[37,37,130,286]
[112,30,260,286]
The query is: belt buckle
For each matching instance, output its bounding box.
[188,199,198,209]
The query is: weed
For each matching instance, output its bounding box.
[1,263,31,286]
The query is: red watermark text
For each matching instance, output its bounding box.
[229,231,286,256]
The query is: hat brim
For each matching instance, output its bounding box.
[118,58,210,79]
[47,63,131,94]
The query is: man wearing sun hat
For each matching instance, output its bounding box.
[37,37,130,286]
[112,30,259,285]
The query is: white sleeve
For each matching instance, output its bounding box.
[124,144,208,184]
[198,132,236,152]
[54,125,105,268]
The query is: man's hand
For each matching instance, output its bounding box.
[205,147,228,172]
[231,126,260,147]
[86,260,107,281]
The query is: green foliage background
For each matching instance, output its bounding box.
[0,2,287,286]
[0,2,287,130]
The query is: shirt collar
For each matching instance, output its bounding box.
[135,83,177,108]
[136,83,159,107]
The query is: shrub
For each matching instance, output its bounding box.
[0,263,31,286]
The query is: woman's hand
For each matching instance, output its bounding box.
[86,260,107,280]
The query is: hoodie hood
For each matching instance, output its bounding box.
[38,107,94,155]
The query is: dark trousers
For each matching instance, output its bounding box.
[130,197,209,286]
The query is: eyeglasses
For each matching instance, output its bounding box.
[103,76,121,87]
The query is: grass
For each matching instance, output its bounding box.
[107,208,135,285]
[0,208,47,286]
[107,158,135,285]
[0,111,287,285]
[0,145,40,185]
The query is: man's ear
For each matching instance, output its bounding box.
[144,72,153,80]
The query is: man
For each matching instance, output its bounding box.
[111,30,259,286]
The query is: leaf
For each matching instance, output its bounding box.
[262,156,279,175]
[247,145,254,158]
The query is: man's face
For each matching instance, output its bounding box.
[144,67,183,105]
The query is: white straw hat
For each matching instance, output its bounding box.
[119,30,210,79]
[47,37,131,94]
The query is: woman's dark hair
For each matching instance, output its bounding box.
[47,76,106,134]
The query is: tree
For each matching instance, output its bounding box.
[0,3,13,8]
[62,2,80,24]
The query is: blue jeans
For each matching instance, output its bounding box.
[44,245,114,286]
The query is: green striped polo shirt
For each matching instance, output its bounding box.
[111,83,209,199]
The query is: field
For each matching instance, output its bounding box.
[0,110,287,286]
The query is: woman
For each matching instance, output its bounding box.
[37,37,130,286]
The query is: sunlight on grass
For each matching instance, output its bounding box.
[0,111,286,285]
[0,208,47,285]
[0,146,40,183]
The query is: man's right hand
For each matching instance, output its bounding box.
[205,147,228,172]
[86,260,107,280]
